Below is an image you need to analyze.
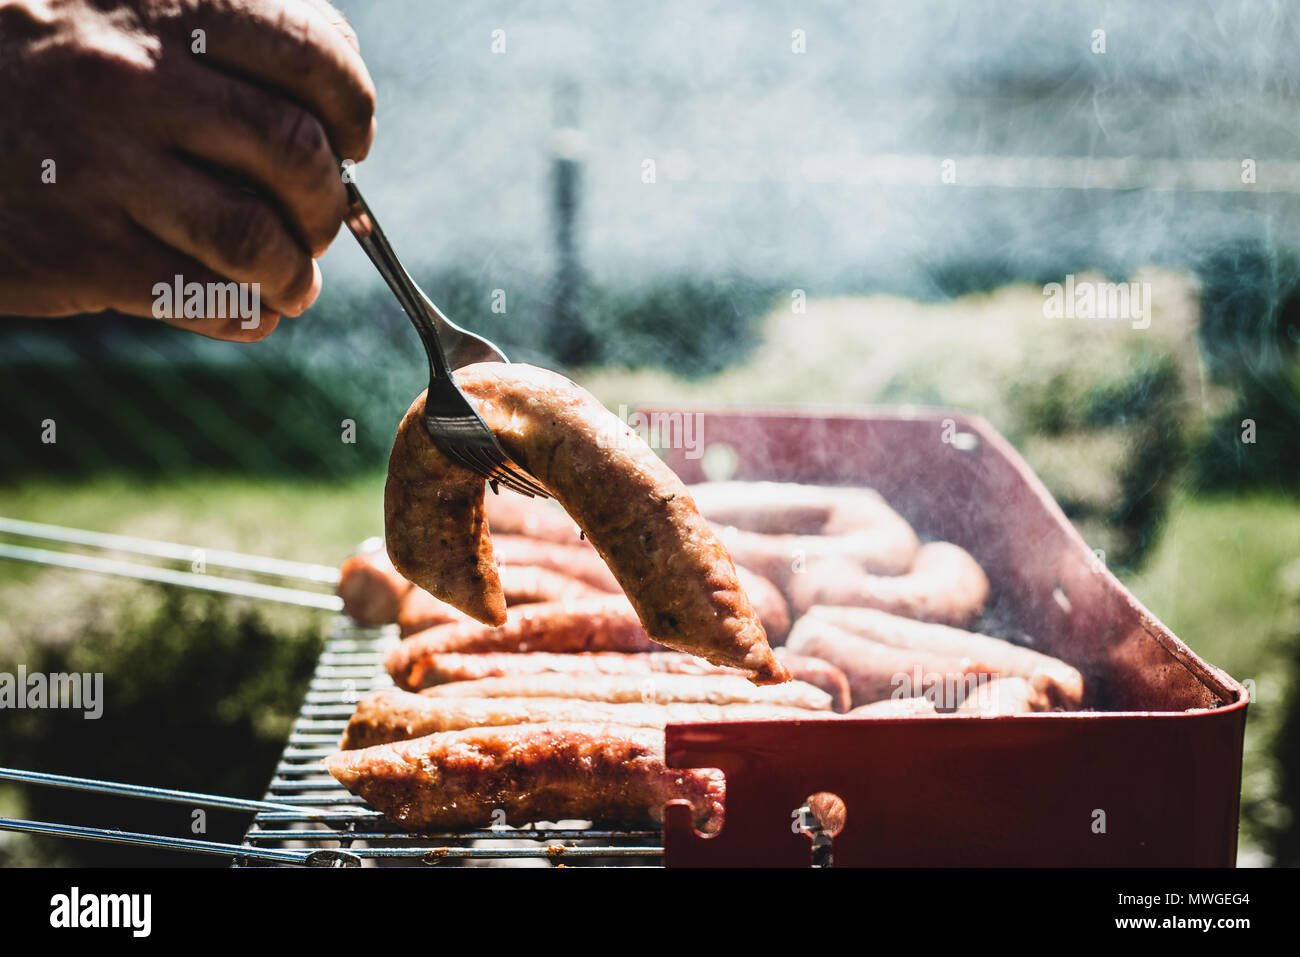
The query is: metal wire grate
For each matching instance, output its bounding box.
[238,617,665,867]
[0,520,664,866]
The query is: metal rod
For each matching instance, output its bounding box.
[0,543,343,611]
[250,810,387,823]
[0,817,351,865]
[0,767,342,820]
[252,795,366,806]
[246,827,659,840]
[267,780,355,791]
[0,517,340,583]
[339,845,661,859]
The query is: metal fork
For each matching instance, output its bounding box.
[342,172,549,498]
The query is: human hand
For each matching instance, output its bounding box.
[0,0,376,340]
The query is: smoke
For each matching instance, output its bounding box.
[327,0,1300,298]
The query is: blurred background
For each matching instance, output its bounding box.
[1,0,1298,865]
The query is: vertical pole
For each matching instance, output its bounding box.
[549,78,595,365]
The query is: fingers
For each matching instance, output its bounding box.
[122,153,321,317]
[159,303,283,343]
[162,66,347,257]
[181,0,377,163]
[105,222,282,343]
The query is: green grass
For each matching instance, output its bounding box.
[1120,491,1300,863]
[1121,491,1300,683]
[0,471,387,577]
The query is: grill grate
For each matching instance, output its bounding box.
[238,617,666,867]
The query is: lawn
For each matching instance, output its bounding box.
[1125,492,1300,685]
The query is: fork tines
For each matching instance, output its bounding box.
[424,414,550,498]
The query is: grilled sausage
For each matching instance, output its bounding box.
[489,536,621,592]
[774,648,853,713]
[484,492,586,544]
[419,673,833,710]
[394,560,786,647]
[805,605,1083,709]
[954,677,1052,715]
[337,548,412,626]
[387,596,661,690]
[785,616,993,708]
[385,364,786,684]
[340,688,827,749]
[736,567,791,644]
[846,697,939,717]
[393,648,850,710]
[327,723,726,832]
[397,566,604,636]
[395,590,469,634]
[397,650,726,685]
[843,678,1050,716]
[690,481,920,586]
[787,542,990,625]
[343,538,787,647]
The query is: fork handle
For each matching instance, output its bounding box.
[342,174,455,382]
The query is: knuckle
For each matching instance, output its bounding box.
[336,77,377,162]
[75,39,160,90]
[353,80,378,150]
[218,200,281,273]
[356,76,378,122]
[335,21,360,52]
[275,105,329,170]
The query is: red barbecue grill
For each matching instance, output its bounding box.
[0,407,1248,867]
[656,407,1247,867]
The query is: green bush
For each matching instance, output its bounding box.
[0,584,324,866]
[0,272,775,481]
[1192,240,1300,494]
[584,276,776,379]
[1005,349,1186,569]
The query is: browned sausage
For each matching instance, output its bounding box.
[806,605,1083,709]
[326,723,726,832]
[392,649,848,711]
[737,566,791,644]
[396,560,786,647]
[419,673,833,710]
[396,650,728,685]
[395,590,470,635]
[397,565,604,636]
[844,679,1053,716]
[690,481,920,586]
[484,492,586,544]
[846,697,939,717]
[787,542,990,625]
[337,548,412,626]
[489,535,621,592]
[387,596,661,690]
[774,648,852,713]
[385,364,787,684]
[785,616,994,708]
[954,677,1052,714]
[340,688,827,749]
